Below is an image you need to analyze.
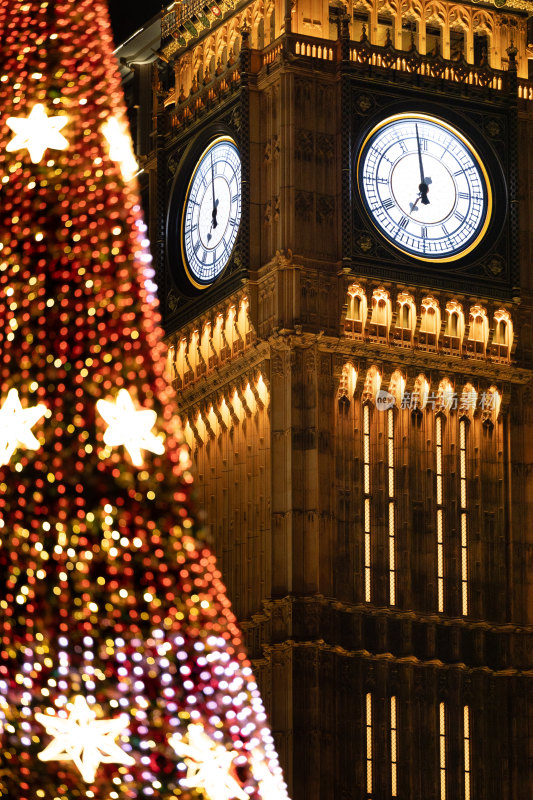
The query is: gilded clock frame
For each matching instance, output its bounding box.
[356,112,494,263]
[166,121,242,299]
[180,134,242,290]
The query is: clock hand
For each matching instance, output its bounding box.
[211,154,218,229]
[415,124,430,206]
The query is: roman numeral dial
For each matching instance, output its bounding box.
[181,136,242,288]
[357,114,492,263]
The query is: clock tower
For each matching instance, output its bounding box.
[135,0,533,794]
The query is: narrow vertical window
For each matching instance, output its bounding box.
[464,705,471,800]
[364,403,371,602]
[388,407,396,605]
[459,419,468,615]
[436,415,444,612]
[391,696,398,797]
[439,702,446,800]
[366,692,373,796]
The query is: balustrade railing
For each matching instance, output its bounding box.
[168,28,533,115]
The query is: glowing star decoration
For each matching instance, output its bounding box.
[0,388,46,466]
[101,116,138,181]
[169,723,248,800]
[96,387,164,467]
[35,695,135,783]
[5,103,68,164]
[250,749,288,799]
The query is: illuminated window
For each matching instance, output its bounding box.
[353,10,369,42]
[494,318,506,343]
[470,315,484,341]
[468,305,488,354]
[424,307,436,330]
[450,27,465,60]
[420,297,440,334]
[391,696,398,797]
[395,293,415,344]
[493,309,512,345]
[464,706,471,800]
[492,309,513,361]
[444,301,464,350]
[460,420,468,616]
[448,312,458,337]
[402,18,417,50]
[436,415,444,612]
[370,288,391,335]
[412,374,429,412]
[426,23,442,55]
[388,408,396,606]
[366,693,373,796]
[351,295,361,320]
[338,362,357,405]
[439,702,447,800]
[345,284,367,335]
[364,403,371,603]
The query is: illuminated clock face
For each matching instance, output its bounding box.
[181,136,241,288]
[357,114,492,262]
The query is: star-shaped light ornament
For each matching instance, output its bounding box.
[101,117,138,181]
[0,388,46,466]
[96,387,164,467]
[250,749,288,800]
[35,695,135,783]
[169,723,249,800]
[5,103,68,164]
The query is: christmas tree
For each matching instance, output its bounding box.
[0,2,289,799]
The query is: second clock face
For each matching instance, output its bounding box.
[181,136,241,288]
[357,113,492,262]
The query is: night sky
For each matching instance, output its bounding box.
[108,0,163,47]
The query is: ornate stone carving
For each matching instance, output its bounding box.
[316,194,335,225]
[167,288,179,312]
[295,190,314,220]
[484,118,503,139]
[316,132,334,161]
[295,79,312,111]
[485,255,504,276]
[295,128,314,160]
[264,134,280,162]
[356,233,374,253]
[275,248,293,267]
[355,92,374,113]
[229,105,240,133]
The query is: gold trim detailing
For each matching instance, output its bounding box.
[356,112,493,264]
[180,135,241,290]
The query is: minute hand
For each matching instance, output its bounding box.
[415,124,430,206]
[211,154,218,227]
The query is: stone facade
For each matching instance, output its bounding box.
[134,0,533,795]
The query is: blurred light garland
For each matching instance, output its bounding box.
[0,1,290,799]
